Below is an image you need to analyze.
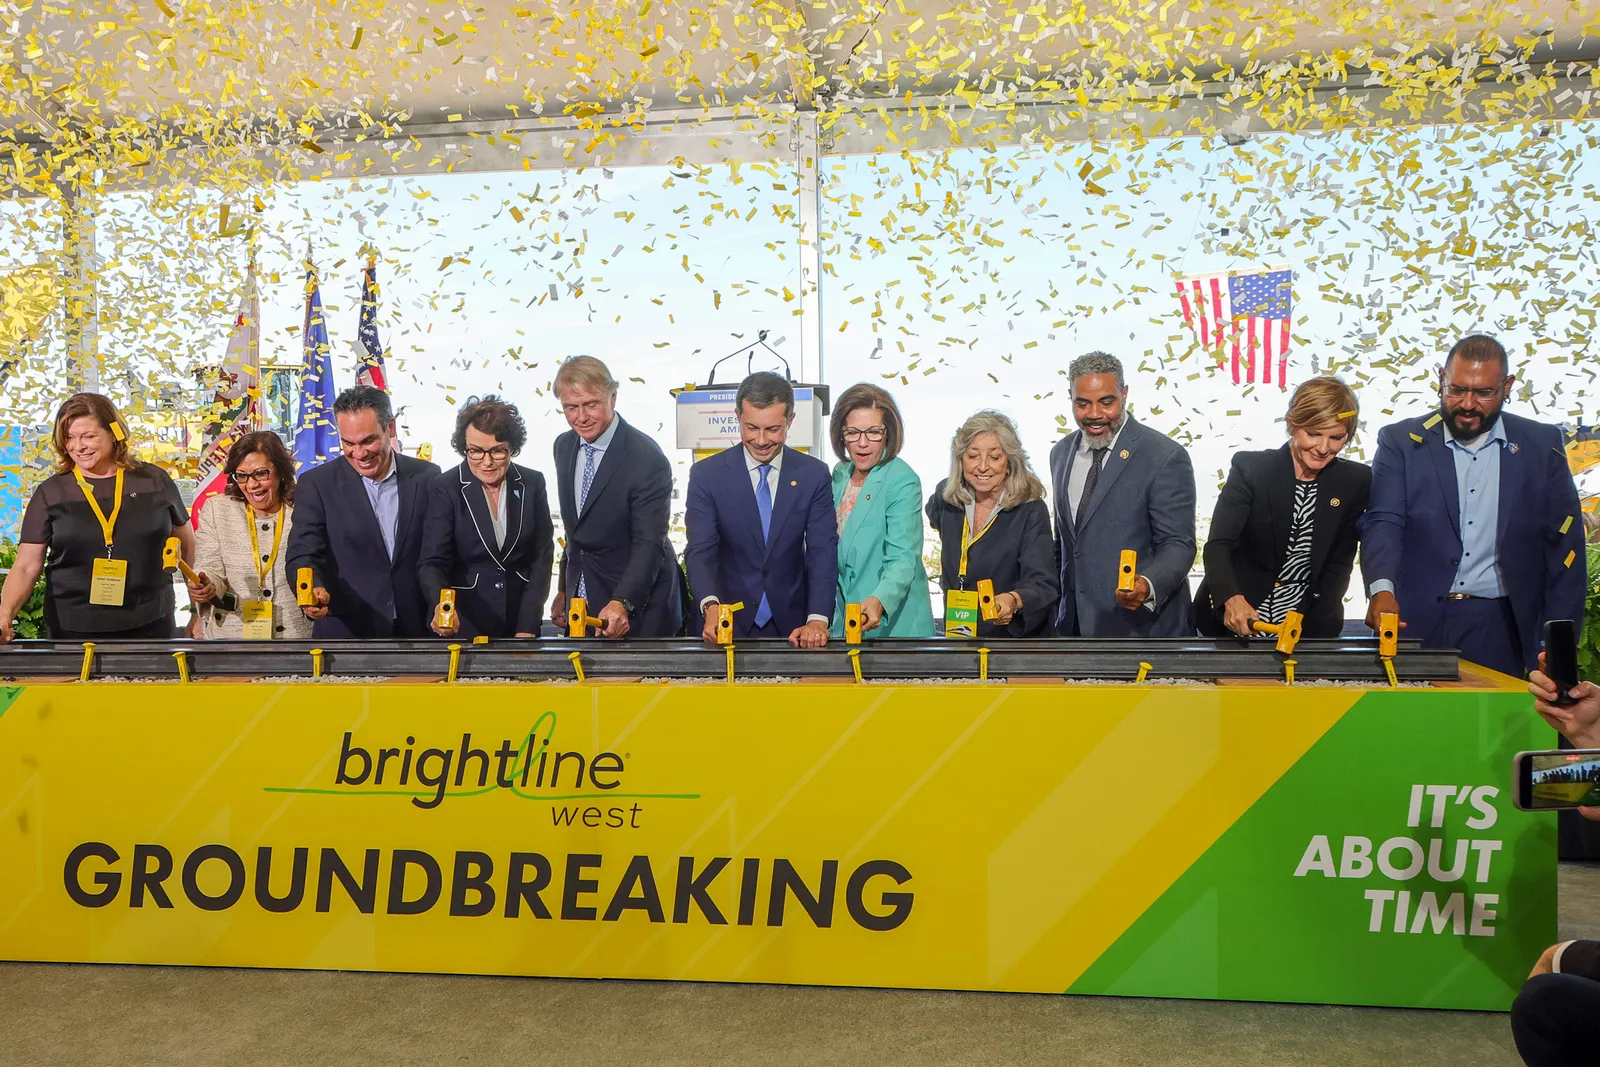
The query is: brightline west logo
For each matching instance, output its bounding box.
[264,711,699,813]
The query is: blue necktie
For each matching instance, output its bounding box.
[577,444,597,600]
[754,463,773,627]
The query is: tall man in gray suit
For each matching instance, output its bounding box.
[1050,351,1197,637]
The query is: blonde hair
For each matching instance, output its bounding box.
[942,410,1046,508]
[1285,376,1359,438]
[552,355,618,398]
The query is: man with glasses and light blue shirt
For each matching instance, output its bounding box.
[1359,334,1585,676]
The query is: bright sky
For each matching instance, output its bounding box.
[5,119,1598,596]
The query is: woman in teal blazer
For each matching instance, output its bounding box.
[828,384,936,638]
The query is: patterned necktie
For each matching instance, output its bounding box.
[1075,447,1106,535]
[576,443,598,600]
[753,463,773,627]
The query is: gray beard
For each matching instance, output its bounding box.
[1084,412,1128,450]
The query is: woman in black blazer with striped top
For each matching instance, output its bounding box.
[1194,377,1371,640]
[419,396,555,639]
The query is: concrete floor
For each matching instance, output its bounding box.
[2,863,1596,1067]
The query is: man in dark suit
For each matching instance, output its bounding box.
[1050,351,1197,637]
[286,385,440,638]
[685,371,838,646]
[1360,333,1585,676]
[550,356,683,638]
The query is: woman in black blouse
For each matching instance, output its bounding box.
[926,410,1059,638]
[0,393,192,640]
[1193,376,1371,640]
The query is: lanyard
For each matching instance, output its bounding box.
[248,508,285,589]
[957,509,997,587]
[72,468,124,558]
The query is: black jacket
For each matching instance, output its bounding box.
[285,452,440,638]
[926,480,1059,639]
[554,416,685,637]
[419,462,555,638]
[1194,445,1371,639]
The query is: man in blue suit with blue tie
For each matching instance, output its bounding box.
[685,372,839,647]
[1360,334,1585,677]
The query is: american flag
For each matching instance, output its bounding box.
[1174,267,1293,388]
[355,259,389,393]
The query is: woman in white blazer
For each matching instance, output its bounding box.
[186,431,313,640]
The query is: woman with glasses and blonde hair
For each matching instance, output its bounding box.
[186,430,310,640]
[419,395,554,639]
[926,410,1060,638]
[0,393,192,641]
[827,383,934,638]
[1194,376,1371,640]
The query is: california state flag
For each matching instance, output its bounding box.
[191,271,260,529]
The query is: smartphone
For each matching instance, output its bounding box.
[1514,749,1600,811]
[1545,619,1580,708]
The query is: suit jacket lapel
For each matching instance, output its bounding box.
[338,459,388,561]
[457,463,503,568]
[503,465,527,563]
[1267,444,1295,573]
[555,433,578,528]
[577,419,626,527]
[762,447,800,563]
[1078,420,1137,531]
[1427,428,1463,541]
[839,464,882,555]
[1057,434,1080,549]
[1495,428,1520,551]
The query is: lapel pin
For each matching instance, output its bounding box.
[1330,497,1341,507]
[1508,443,1519,454]
[1119,449,1130,460]
[790,480,797,487]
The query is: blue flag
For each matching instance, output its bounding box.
[294,265,339,470]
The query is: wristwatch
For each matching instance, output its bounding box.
[620,598,636,614]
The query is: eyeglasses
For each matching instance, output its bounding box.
[465,446,511,460]
[232,468,275,485]
[1443,385,1503,401]
[842,427,887,442]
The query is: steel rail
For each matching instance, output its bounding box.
[0,637,1458,683]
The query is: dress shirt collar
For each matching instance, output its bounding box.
[1445,415,1509,453]
[582,415,621,453]
[358,454,399,485]
[744,446,785,475]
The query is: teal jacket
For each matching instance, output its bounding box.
[830,457,936,638]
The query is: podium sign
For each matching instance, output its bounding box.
[675,386,826,455]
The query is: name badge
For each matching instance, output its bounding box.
[944,589,981,638]
[240,600,274,641]
[89,558,128,607]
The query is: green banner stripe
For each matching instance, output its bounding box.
[1068,690,1557,1011]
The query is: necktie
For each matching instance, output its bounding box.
[577,444,597,600]
[754,463,773,627]
[1075,447,1106,535]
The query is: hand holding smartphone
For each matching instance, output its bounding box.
[1545,619,1581,708]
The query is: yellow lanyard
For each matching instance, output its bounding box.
[247,508,285,589]
[73,468,124,558]
[957,509,997,586]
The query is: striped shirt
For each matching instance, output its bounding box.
[1259,480,1316,625]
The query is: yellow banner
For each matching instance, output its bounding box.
[0,681,1360,991]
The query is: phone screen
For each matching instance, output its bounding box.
[1524,751,1600,809]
